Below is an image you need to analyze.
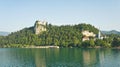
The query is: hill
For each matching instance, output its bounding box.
[101,30,120,35]
[0,21,99,47]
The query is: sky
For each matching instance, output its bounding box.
[0,0,120,32]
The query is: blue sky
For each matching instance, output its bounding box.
[0,0,120,32]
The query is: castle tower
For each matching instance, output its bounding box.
[34,20,47,35]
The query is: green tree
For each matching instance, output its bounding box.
[89,39,95,47]
[81,40,90,47]
[112,37,120,47]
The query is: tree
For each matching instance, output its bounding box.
[81,40,90,47]
[112,37,120,47]
[95,39,110,47]
[89,39,95,47]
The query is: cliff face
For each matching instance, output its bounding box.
[34,20,47,35]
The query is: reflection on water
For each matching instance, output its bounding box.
[0,48,120,67]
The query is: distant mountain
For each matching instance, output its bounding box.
[101,30,120,35]
[0,31,10,36]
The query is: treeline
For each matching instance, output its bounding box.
[0,23,120,48]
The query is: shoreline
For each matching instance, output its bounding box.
[22,45,120,49]
[24,45,60,48]
[3,45,120,49]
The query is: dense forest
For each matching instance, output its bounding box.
[0,23,120,48]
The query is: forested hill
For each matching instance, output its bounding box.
[0,23,99,47]
[102,30,120,35]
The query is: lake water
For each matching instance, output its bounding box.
[0,48,120,67]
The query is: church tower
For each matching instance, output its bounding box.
[98,29,101,39]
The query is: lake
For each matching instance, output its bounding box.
[0,48,120,67]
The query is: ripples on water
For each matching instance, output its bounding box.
[0,48,120,67]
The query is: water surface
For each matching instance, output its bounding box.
[0,48,120,67]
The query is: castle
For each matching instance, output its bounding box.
[34,20,47,35]
[34,20,103,41]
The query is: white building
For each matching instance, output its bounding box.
[82,30,96,41]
